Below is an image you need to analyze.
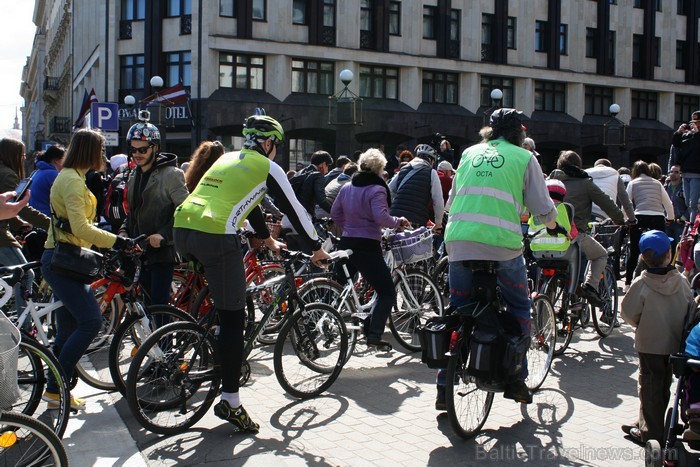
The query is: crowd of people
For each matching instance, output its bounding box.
[5,104,700,445]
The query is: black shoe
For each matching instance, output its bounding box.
[621,423,637,435]
[503,380,532,404]
[366,338,392,350]
[600,314,621,328]
[435,386,446,411]
[627,426,644,446]
[577,283,604,307]
[213,400,259,433]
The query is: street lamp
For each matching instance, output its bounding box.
[604,103,626,167]
[328,69,363,158]
[483,88,503,126]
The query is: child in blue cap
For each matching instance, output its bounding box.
[621,230,693,445]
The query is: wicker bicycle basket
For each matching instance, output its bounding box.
[249,222,282,250]
[0,311,20,409]
[387,228,434,266]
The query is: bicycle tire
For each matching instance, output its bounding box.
[592,266,618,337]
[541,274,573,356]
[14,335,70,439]
[525,295,556,391]
[0,410,69,467]
[125,320,220,435]
[273,302,348,399]
[389,271,443,352]
[445,344,494,439]
[108,304,194,396]
[431,255,450,307]
[297,278,358,359]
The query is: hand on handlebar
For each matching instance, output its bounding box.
[398,217,411,230]
[146,233,165,248]
[263,236,286,255]
[311,248,331,268]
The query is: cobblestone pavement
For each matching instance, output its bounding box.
[62,301,690,467]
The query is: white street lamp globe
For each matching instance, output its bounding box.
[339,69,354,87]
[490,89,503,101]
[150,76,164,88]
[124,95,136,106]
[609,103,621,115]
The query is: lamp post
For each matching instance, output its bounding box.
[483,88,503,127]
[604,103,626,168]
[123,75,167,152]
[328,69,363,158]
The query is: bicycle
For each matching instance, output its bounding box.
[0,410,68,466]
[444,260,556,439]
[124,249,347,435]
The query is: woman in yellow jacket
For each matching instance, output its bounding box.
[40,129,134,410]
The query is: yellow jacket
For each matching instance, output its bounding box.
[45,168,116,250]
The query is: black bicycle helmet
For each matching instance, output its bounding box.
[489,108,524,131]
[126,122,161,145]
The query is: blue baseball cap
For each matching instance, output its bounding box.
[639,230,672,257]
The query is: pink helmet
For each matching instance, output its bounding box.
[546,179,567,198]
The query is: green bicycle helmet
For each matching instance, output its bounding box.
[242,115,284,144]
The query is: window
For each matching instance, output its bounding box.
[506,17,516,49]
[654,37,660,66]
[559,24,568,55]
[359,65,398,99]
[361,0,372,32]
[120,55,144,89]
[166,0,191,16]
[121,0,145,20]
[220,0,236,17]
[423,6,437,40]
[534,80,566,112]
[676,94,700,123]
[480,76,514,108]
[323,0,335,28]
[584,86,613,115]
[422,71,458,104]
[166,52,191,87]
[677,40,687,69]
[632,90,658,120]
[219,54,264,90]
[633,34,642,78]
[389,1,401,35]
[481,13,495,62]
[535,21,548,52]
[586,28,597,58]
[292,60,334,94]
[449,9,460,54]
[252,0,265,20]
[633,0,642,7]
[678,0,689,15]
[293,0,307,25]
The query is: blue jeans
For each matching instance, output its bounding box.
[437,256,531,385]
[41,249,102,391]
[666,221,685,257]
[140,262,175,307]
[683,177,700,222]
[0,246,34,316]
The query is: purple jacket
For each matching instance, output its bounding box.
[331,180,402,241]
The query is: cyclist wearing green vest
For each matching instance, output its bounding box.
[173,114,330,433]
[437,108,562,407]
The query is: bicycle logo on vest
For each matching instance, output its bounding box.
[472,149,504,177]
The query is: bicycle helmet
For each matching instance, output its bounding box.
[546,179,567,201]
[414,144,437,164]
[126,122,161,145]
[489,108,524,131]
[242,115,284,144]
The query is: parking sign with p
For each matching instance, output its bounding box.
[91,102,119,131]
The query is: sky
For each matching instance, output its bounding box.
[0,1,36,130]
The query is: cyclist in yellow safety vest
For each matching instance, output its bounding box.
[529,179,578,254]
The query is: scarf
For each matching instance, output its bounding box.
[351,171,392,207]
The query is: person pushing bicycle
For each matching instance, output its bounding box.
[437,108,560,406]
[173,115,330,433]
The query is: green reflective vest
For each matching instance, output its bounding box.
[174,149,270,234]
[528,202,572,253]
[445,139,530,250]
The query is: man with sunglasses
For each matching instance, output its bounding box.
[119,120,189,307]
[665,164,687,252]
[173,114,330,433]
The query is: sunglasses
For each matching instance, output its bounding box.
[670,170,680,174]
[129,145,152,155]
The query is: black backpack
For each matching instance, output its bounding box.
[103,169,130,226]
[289,166,313,196]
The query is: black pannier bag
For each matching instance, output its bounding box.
[419,313,462,369]
[467,311,527,385]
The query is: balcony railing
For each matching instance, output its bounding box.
[44,77,60,91]
[120,20,132,40]
[49,116,71,134]
[181,15,191,35]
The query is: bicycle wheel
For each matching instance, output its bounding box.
[108,304,193,396]
[125,320,220,435]
[0,410,69,467]
[541,274,573,356]
[431,256,450,307]
[274,302,348,399]
[592,266,619,337]
[445,343,494,439]
[525,295,556,391]
[298,278,358,359]
[13,335,70,439]
[390,271,444,352]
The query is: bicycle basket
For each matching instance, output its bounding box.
[387,227,433,266]
[249,222,282,250]
[594,225,621,253]
[0,311,20,409]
